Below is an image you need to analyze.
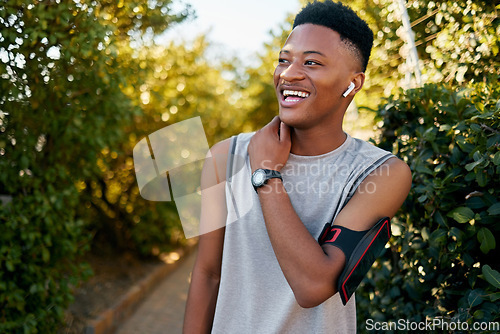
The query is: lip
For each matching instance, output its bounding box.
[278,85,311,107]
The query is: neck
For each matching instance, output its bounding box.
[290,125,347,156]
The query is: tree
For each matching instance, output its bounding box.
[348,0,500,109]
[0,0,190,331]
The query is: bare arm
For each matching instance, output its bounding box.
[183,139,230,333]
[248,117,411,308]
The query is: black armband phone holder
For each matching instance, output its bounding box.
[318,217,391,305]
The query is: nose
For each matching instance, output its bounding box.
[279,62,305,82]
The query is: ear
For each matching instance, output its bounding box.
[351,72,365,95]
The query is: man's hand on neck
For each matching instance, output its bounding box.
[248,116,292,173]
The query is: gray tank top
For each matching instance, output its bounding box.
[212,132,394,334]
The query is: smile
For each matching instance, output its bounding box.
[283,90,310,98]
[280,89,311,106]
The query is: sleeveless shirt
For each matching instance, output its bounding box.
[211,132,394,334]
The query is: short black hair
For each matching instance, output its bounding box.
[293,1,373,72]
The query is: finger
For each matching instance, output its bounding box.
[263,116,281,136]
[279,121,291,143]
[269,116,280,129]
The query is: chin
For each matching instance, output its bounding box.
[279,115,309,130]
[279,109,310,129]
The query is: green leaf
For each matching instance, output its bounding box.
[476,170,487,187]
[421,227,430,241]
[465,172,476,182]
[470,123,482,133]
[389,286,401,298]
[447,207,474,223]
[423,128,436,141]
[482,265,500,289]
[473,309,484,320]
[42,247,50,263]
[487,135,500,149]
[449,227,464,241]
[493,152,500,166]
[473,151,482,161]
[434,211,448,227]
[416,164,434,175]
[463,253,474,267]
[434,163,446,173]
[468,289,484,308]
[466,196,486,209]
[477,228,496,254]
[6,261,14,272]
[448,242,457,252]
[490,292,500,302]
[430,229,447,245]
[29,284,39,294]
[417,195,428,203]
[456,136,474,153]
[20,155,30,169]
[487,203,500,215]
[465,157,485,171]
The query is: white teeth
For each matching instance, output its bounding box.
[283,90,310,98]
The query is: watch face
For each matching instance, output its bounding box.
[252,169,266,186]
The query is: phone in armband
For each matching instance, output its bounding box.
[318,217,391,305]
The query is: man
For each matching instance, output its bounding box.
[183,1,411,333]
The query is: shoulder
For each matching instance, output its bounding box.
[201,138,233,186]
[210,133,255,155]
[335,157,412,230]
[360,157,412,209]
[204,132,255,181]
[210,137,232,157]
[362,157,412,188]
[349,137,394,164]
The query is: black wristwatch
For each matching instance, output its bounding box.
[251,168,282,192]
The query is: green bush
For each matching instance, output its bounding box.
[0,1,136,332]
[356,78,500,331]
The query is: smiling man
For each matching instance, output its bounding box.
[183,1,411,333]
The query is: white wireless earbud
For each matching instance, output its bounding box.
[342,82,355,97]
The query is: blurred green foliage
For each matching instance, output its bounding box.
[350,0,500,110]
[0,0,196,331]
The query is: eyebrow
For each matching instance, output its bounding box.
[279,50,326,57]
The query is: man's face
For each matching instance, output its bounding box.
[273,24,359,130]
